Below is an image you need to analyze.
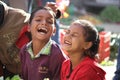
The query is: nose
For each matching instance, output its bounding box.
[41,20,46,26]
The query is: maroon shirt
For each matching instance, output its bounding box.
[19,42,66,80]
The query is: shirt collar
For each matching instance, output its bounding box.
[26,39,52,58]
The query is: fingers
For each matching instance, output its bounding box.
[45,2,58,13]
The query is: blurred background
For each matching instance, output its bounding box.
[1,0,120,80]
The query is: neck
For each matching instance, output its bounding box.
[32,39,48,56]
[69,52,85,69]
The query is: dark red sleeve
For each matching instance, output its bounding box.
[16,25,30,48]
[74,64,105,80]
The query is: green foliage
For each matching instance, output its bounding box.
[110,44,118,60]
[100,60,114,66]
[67,4,75,16]
[96,26,104,32]
[100,5,120,23]
[5,75,21,80]
[110,34,120,60]
[60,16,74,25]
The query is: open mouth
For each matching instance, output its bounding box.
[64,40,72,45]
[37,27,48,34]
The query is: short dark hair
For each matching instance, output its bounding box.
[29,6,61,24]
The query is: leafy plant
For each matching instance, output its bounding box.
[96,26,104,32]
[109,34,120,60]
[100,60,114,66]
[5,75,21,80]
[79,14,102,25]
[100,5,120,23]
[60,16,74,25]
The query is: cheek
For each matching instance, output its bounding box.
[29,26,34,31]
[49,27,55,34]
[29,25,36,35]
[73,39,82,47]
[30,20,38,26]
[72,38,79,43]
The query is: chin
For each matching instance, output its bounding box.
[62,47,70,52]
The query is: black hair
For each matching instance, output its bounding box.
[0,2,4,26]
[29,6,61,24]
[73,20,100,58]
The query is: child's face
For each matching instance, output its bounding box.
[62,23,88,53]
[29,9,56,41]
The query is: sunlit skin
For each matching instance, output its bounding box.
[28,9,56,56]
[45,2,58,14]
[62,23,92,69]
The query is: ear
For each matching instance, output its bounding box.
[84,42,92,50]
[52,26,56,36]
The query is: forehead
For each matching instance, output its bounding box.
[34,9,54,18]
[69,23,84,32]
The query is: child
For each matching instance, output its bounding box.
[19,6,67,80]
[61,19,106,80]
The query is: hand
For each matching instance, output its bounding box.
[45,2,58,14]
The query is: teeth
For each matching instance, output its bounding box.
[41,27,47,32]
[38,27,47,32]
[64,40,71,45]
[37,27,48,34]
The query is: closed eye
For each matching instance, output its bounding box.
[65,30,80,37]
[71,33,79,37]
[35,18,42,22]
[46,18,54,24]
